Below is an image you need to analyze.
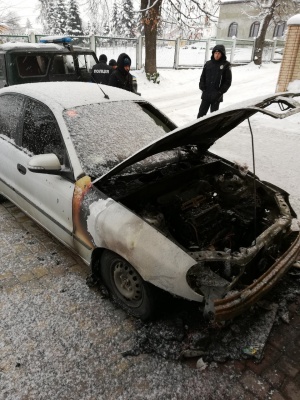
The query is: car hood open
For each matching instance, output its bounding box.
[94,92,300,184]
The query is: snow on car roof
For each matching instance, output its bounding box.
[0,42,65,51]
[0,82,140,110]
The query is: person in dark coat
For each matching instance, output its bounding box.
[91,54,112,85]
[109,53,135,93]
[197,44,232,118]
[109,59,117,70]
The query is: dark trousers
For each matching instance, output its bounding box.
[197,99,220,118]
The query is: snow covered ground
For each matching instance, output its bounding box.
[135,63,300,217]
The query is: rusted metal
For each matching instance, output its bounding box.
[214,232,300,321]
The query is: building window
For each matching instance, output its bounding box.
[228,22,238,37]
[249,21,260,38]
[273,22,286,38]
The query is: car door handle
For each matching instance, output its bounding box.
[17,163,27,175]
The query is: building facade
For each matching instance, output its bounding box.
[217,0,300,40]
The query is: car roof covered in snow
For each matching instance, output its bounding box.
[0,42,93,52]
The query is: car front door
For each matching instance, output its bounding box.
[0,93,24,201]
[14,97,75,250]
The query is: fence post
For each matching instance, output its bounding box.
[173,37,180,69]
[205,38,211,63]
[251,38,256,61]
[89,34,96,53]
[271,38,277,62]
[28,31,35,43]
[230,37,236,64]
[136,35,143,70]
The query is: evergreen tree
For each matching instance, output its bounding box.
[49,1,63,35]
[110,1,121,36]
[65,0,83,35]
[56,0,68,34]
[37,0,51,33]
[83,20,98,35]
[25,18,33,31]
[119,0,136,37]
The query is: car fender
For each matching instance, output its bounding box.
[87,196,203,302]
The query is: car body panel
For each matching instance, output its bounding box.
[86,193,203,301]
[14,147,75,248]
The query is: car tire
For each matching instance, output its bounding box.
[0,194,7,203]
[100,250,155,320]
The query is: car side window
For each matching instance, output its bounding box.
[22,99,65,163]
[0,94,24,139]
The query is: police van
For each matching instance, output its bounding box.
[0,36,98,88]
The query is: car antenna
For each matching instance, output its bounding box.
[90,75,110,99]
[247,118,257,245]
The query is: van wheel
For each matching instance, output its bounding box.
[100,250,155,320]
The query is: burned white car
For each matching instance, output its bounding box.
[0,82,299,321]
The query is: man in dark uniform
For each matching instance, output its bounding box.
[91,54,112,85]
[197,44,232,118]
[109,53,135,93]
[109,59,117,70]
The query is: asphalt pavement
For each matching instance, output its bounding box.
[1,199,300,400]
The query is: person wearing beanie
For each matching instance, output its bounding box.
[197,44,232,118]
[108,53,136,93]
[91,53,112,85]
[109,59,117,70]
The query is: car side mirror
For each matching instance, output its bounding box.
[28,153,61,175]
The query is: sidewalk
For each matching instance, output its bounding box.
[1,199,299,400]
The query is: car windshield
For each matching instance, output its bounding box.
[63,101,174,177]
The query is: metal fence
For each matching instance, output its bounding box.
[0,33,285,69]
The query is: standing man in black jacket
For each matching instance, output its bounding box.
[109,53,135,93]
[91,54,112,85]
[197,44,232,118]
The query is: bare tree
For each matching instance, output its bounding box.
[0,7,22,34]
[245,0,299,65]
[83,0,111,34]
[83,0,219,76]
[141,0,162,76]
[140,0,219,76]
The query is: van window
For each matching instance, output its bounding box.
[0,55,6,88]
[17,55,49,77]
[50,54,76,75]
[77,54,96,72]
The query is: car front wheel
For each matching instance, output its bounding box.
[100,250,155,320]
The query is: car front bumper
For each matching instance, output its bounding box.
[214,231,300,321]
